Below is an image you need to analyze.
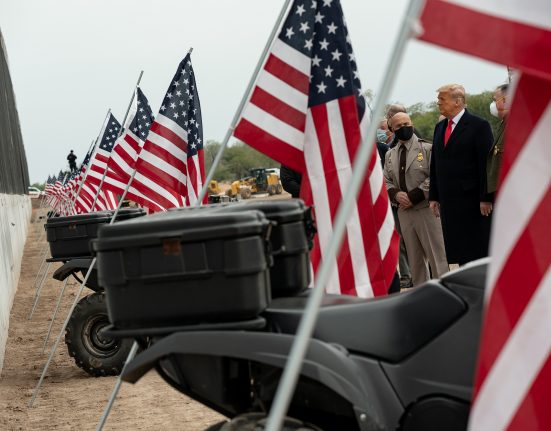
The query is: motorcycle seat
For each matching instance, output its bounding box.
[263,281,466,363]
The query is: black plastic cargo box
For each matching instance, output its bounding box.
[169,199,315,297]
[45,209,146,259]
[217,200,314,297]
[93,210,272,329]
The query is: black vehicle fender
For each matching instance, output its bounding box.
[122,331,384,428]
[52,258,96,281]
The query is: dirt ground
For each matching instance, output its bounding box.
[0,206,226,430]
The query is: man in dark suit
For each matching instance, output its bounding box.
[429,84,494,265]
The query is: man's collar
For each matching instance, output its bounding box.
[450,108,465,125]
[398,136,414,151]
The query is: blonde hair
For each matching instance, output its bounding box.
[437,84,466,104]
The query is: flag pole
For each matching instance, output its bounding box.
[95,48,200,430]
[68,109,112,215]
[264,0,426,430]
[195,0,293,205]
[90,71,144,211]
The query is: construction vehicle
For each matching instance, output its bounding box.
[208,180,251,203]
[242,168,283,196]
[207,180,232,204]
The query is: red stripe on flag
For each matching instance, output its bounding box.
[142,142,187,175]
[264,53,310,94]
[197,149,207,204]
[311,103,356,296]
[474,187,551,391]
[234,119,306,173]
[150,122,188,154]
[499,75,551,183]
[419,0,551,81]
[506,355,551,430]
[134,157,187,198]
[250,87,306,132]
[338,96,362,161]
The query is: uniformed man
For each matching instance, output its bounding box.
[384,112,448,286]
[487,83,509,196]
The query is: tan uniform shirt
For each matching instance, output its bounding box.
[384,135,432,208]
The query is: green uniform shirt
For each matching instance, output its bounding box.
[487,120,506,194]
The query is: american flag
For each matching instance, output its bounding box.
[416,1,551,429]
[108,87,155,182]
[77,114,121,213]
[50,170,68,213]
[94,87,183,212]
[44,175,55,196]
[234,0,399,297]
[133,53,205,207]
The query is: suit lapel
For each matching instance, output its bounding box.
[446,110,470,148]
[435,120,447,151]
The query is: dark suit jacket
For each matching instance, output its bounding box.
[429,109,493,264]
[280,165,302,198]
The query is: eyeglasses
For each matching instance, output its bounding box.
[493,96,505,103]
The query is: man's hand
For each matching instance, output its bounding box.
[396,191,412,210]
[429,201,440,218]
[480,202,493,216]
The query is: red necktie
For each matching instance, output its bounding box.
[444,119,453,146]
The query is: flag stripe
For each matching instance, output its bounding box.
[469,268,551,430]
[487,103,551,298]
[310,104,357,296]
[149,122,188,154]
[507,355,551,430]
[468,74,551,430]
[475,187,551,388]
[419,0,551,81]
[241,103,305,151]
[256,70,309,113]
[326,99,372,296]
[250,86,306,132]
[302,113,342,295]
[264,53,310,94]
[233,119,306,174]
[271,38,311,75]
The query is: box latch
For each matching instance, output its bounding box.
[162,238,182,256]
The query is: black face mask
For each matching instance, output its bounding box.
[395,125,414,141]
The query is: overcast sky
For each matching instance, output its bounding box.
[1,0,507,184]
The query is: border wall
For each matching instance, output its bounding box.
[0,28,31,374]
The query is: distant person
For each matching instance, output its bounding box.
[376,118,392,167]
[384,113,448,285]
[487,83,509,196]
[429,84,494,266]
[67,150,77,172]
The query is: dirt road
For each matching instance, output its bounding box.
[0,207,225,430]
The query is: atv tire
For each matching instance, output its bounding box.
[267,184,276,195]
[65,292,132,377]
[276,183,283,194]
